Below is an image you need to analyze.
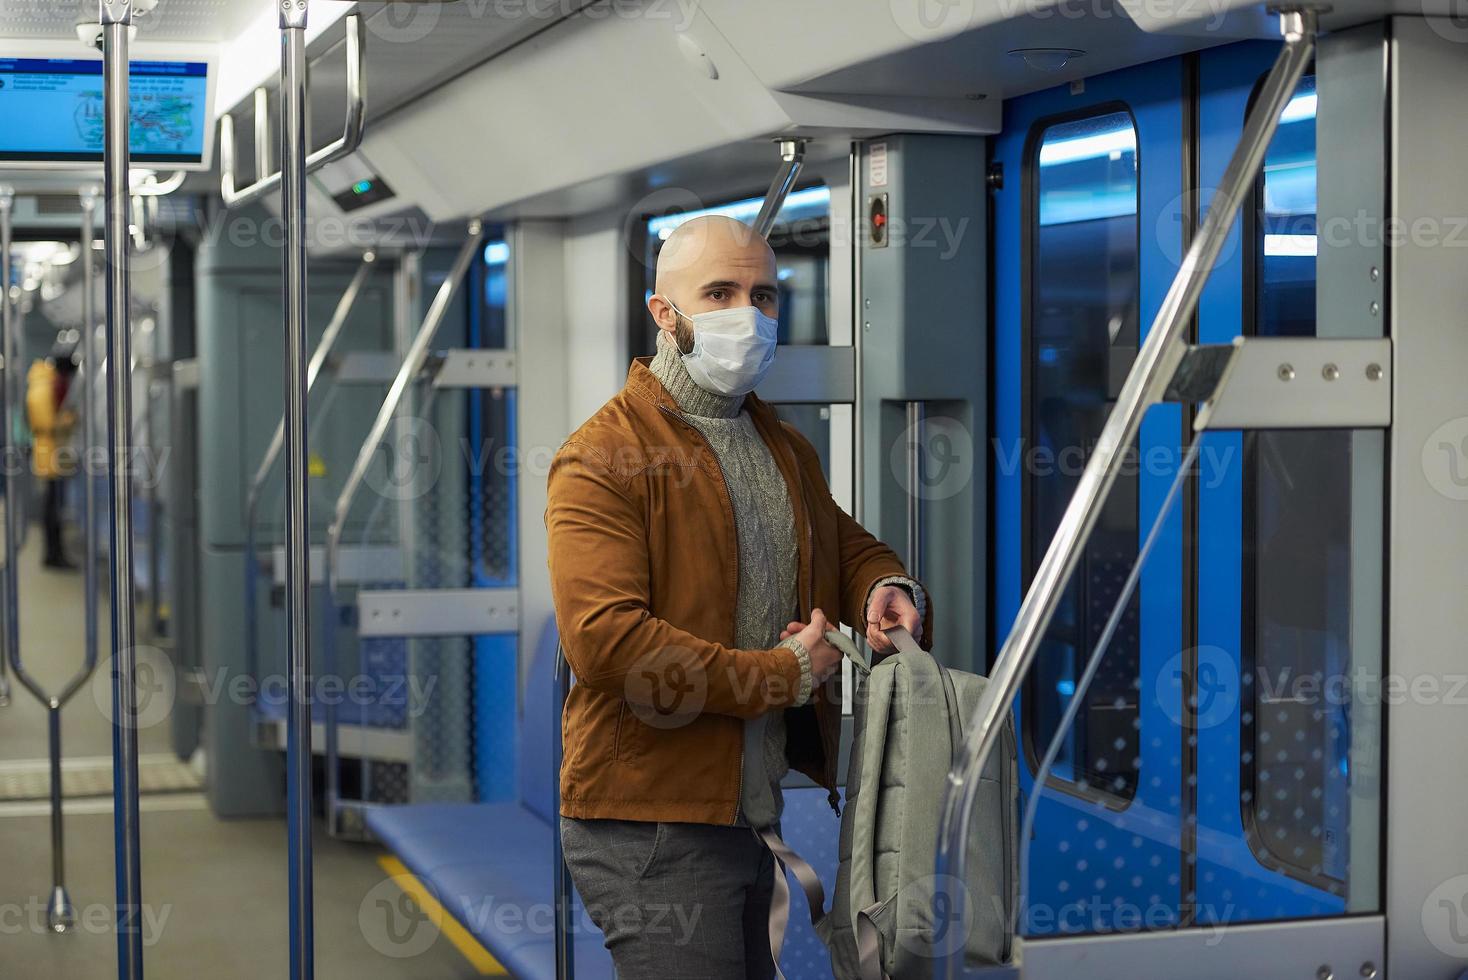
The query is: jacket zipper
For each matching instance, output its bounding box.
[658,404,746,826]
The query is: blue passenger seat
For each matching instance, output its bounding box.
[367,618,842,978]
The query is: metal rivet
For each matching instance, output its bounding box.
[1369,266,1380,281]
[1317,968,1333,980]
[1359,963,1377,979]
[1369,301,1380,316]
[1322,363,1340,381]
[1278,363,1295,382]
[1366,363,1383,382]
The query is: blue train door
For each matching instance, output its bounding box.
[996,38,1374,943]
[993,55,1189,933]
[1193,42,1349,923]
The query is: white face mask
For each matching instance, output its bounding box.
[665,299,779,397]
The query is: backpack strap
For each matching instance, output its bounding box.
[884,626,966,765]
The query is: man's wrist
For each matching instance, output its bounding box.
[864,574,928,628]
[778,636,814,707]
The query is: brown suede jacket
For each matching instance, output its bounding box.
[545,358,932,824]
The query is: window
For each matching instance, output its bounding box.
[632,185,832,357]
[1022,108,1142,802]
[1240,74,1350,891]
[631,186,837,477]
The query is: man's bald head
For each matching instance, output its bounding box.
[649,215,779,352]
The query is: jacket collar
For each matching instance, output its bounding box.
[624,357,784,432]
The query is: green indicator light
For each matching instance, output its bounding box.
[353,180,373,195]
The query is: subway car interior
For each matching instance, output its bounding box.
[0,1,1465,978]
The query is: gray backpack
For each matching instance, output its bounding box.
[762,627,1017,980]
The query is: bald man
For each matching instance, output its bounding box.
[546,215,930,978]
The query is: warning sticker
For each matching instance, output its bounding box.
[869,142,888,188]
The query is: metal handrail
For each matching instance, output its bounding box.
[319,221,481,837]
[99,2,145,977]
[0,184,105,936]
[932,11,1318,976]
[245,251,377,520]
[753,139,807,238]
[242,251,376,706]
[80,188,101,711]
[323,223,482,572]
[0,185,10,711]
[219,12,366,208]
[131,170,186,197]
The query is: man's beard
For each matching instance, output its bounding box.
[674,314,695,355]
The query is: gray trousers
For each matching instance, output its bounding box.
[560,816,777,980]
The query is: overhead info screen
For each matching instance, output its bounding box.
[0,58,209,165]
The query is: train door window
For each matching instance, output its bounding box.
[633,186,837,479]
[633,185,831,357]
[1240,74,1350,889]
[1022,108,1142,801]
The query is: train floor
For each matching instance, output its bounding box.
[0,521,486,979]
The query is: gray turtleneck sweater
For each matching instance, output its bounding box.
[648,332,925,829]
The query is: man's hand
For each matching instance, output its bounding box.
[865,585,922,657]
[780,608,842,686]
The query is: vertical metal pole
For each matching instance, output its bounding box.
[554,650,576,980]
[46,700,76,931]
[99,2,144,977]
[280,2,315,978]
[80,189,101,696]
[905,401,924,580]
[0,185,11,710]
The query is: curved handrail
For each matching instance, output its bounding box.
[245,251,378,520]
[242,251,377,702]
[933,11,1317,976]
[319,221,481,835]
[323,222,482,573]
[130,170,186,197]
[220,12,367,208]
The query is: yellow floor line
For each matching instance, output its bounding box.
[377,855,508,975]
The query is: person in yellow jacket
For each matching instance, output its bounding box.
[26,355,78,569]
